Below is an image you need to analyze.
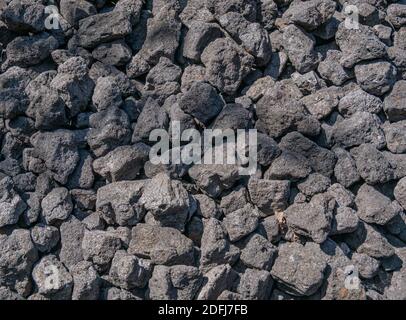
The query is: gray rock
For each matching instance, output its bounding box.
[194,194,222,219]
[355,184,402,225]
[96,180,145,227]
[282,0,336,30]
[0,176,26,227]
[132,98,168,142]
[300,87,339,120]
[285,193,335,243]
[351,144,394,185]
[50,57,94,117]
[219,12,271,66]
[336,22,387,68]
[71,261,100,300]
[344,222,394,259]
[354,60,397,96]
[182,21,224,62]
[327,183,354,207]
[30,224,59,253]
[128,224,195,266]
[88,107,131,157]
[237,268,273,300]
[59,216,85,269]
[338,89,383,117]
[109,250,153,290]
[0,229,38,297]
[351,253,379,279]
[201,38,254,95]
[332,112,386,149]
[384,80,406,122]
[140,173,195,232]
[179,81,224,124]
[197,264,237,300]
[297,173,331,197]
[1,0,46,33]
[220,186,249,215]
[93,144,150,182]
[200,218,240,272]
[127,5,181,78]
[394,177,406,210]
[148,265,203,300]
[4,33,58,69]
[60,0,97,27]
[333,147,361,188]
[240,234,277,271]
[317,50,353,86]
[82,230,121,272]
[282,24,320,73]
[188,162,240,199]
[387,3,406,28]
[77,11,132,49]
[265,151,312,181]
[41,187,73,225]
[92,40,132,67]
[222,204,259,242]
[384,121,406,153]
[270,242,327,296]
[279,132,336,177]
[331,206,359,235]
[32,255,73,300]
[248,178,290,215]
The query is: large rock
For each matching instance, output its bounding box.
[201,38,254,95]
[356,184,402,225]
[384,80,406,122]
[140,173,195,232]
[96,180,145,227]
[285,193,335,243]
[77,11,132,48]
[0,229,38,297]
[128,224,195,266]
[270,242,327,296]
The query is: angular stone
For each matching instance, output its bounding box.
[355,184,402,225]
[282,24,320,73]
[332,112,386,149]
[77,11,132,48]
[41,187,73,225]
[0,229,38,297]
[240,234,277,271]
[237,268,273,300]
[248,178,290,215]
[222,204,259,242]
[270,242,327,296]
[148,265,203,300]
[200,218,240,272]
[109,250,153,290]
[96,180,145,227]
[384,80,406,122]
[71,261,100,300]
[32,255,73,300]
[351,144,394,185]
[354,60,397,96]
[336,22,387,68]
[201,38,254,95]
[179,81,224,124]
[140,173,195,232]
[338,89,383,117]
[82,230,121,272]
[285,193,335,243]
[128,224,195,266]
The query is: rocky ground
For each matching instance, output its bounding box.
[1,0,406,300]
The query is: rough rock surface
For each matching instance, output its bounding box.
[0,0,405,301]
